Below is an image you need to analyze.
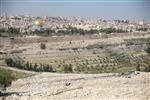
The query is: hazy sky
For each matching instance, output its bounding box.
[0,0,149,20]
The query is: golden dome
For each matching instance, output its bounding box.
[34,19,43,26]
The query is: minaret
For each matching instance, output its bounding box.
[4,12,7,17]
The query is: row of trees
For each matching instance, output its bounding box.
[136,27,149,31]
[0,27,129,37]
[125,38,150,46]
[99,28,128,34]
[5,58,54,72]
[5,58,74,73]
[4,45,150,73]
[33,27,128,35]
[4,56,150,73]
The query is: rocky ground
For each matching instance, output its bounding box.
[1,72,150,100]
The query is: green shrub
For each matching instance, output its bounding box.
[136,64,141,71]
[63,64,73,73]
[145,47,150,54]
[144,66,150,72]
[0,68,31,86]
[40,43,46,49]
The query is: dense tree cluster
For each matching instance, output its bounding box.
[5,58,54,72]
[7,27,20,34]
[0,27,20,34]
[0,68,14,86]
[0,27,21,37]
[0,68,31,89]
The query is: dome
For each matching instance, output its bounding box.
[34,19,43,27]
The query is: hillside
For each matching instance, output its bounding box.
[3,72,150,100]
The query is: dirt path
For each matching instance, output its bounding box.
[0,66,37,74]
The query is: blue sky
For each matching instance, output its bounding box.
[1,0,149,20]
